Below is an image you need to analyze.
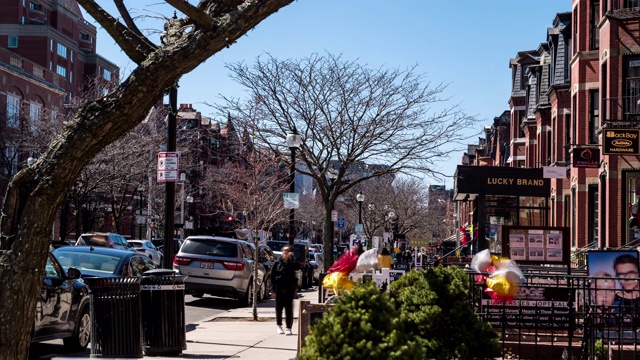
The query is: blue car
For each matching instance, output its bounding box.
[32,253,91,351]
[53,246,158,278]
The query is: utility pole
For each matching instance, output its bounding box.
[162,84,177,269]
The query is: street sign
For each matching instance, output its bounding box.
[283,193,300,209]
[355,223,363,234]
[157,152,179,183]
[331,210,338,222]
[337,217,345,229]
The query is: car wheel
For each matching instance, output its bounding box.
[240,280,253,307]
[191,292,204,298]
[63,306,90,352]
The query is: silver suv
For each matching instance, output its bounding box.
[173,236,266,306]
[76,232,131,250]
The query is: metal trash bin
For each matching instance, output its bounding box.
[85,277,143,358]
[141,269,188,356]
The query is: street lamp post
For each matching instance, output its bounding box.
[356,192,365,224]
[286,131,302,245]
[138,187,144,239]
[186,195,193,237]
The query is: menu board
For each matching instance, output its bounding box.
[502,226,570,266]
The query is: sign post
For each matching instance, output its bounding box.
[157,152,179,182]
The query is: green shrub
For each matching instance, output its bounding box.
[390,267,501,360]
[299,267,500,360]
[298,281,424,360]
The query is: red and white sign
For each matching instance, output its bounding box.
[157,152,179,182]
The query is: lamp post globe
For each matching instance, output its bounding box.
[356,192,365,224]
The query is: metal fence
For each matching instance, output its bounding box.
[467,268,640,360]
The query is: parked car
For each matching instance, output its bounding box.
[128,239,163,265]
[50,239,75,249]
[266,240,313,289]
[308,252,324,284]
[75,232,131,250]
[152,238,183,255]
[53,246,158,278]
[32,253,91,352]
[258,244,277,298]
[173,236,266,306]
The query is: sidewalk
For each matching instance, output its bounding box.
[53,287,321,360]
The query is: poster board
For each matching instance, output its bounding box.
[297,301,332,354]
[501,226,570,266]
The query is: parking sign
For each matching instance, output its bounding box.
[337,217,345,229]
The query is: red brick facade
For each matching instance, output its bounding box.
[459,1,640,251]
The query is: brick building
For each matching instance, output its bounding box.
[0,0,119,189]
[457,1,640,252]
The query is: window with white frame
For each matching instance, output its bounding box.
[103,69,111,81]
[6,95,20,128]
[69,71,73,83]
[30,103,41,132]
[4,146,17,176]
[57,44,67,58]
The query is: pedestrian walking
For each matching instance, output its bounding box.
[271,244,300,335]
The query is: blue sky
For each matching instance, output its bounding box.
[89,1,571,188]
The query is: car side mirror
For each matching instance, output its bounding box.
[67,267,82,279]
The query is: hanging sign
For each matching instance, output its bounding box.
[602,129,640,155]
[572,147,600,168]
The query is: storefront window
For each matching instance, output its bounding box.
[626,172,640,244]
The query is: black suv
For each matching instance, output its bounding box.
[266,240,313,289]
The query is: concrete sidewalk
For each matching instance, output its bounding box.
[53,287,321,360]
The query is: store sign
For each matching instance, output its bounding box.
[455,166,550,198]
[572,147,600,168]
[603,129,640,155]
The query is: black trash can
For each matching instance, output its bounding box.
[140,269,188,356]
[85,277,143,358]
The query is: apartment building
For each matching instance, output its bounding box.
[458,1,640,251]
[0,0,119,188]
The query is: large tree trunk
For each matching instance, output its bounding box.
[0,1,293,358]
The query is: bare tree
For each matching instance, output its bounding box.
[205,145,288,319]
[0,1,294,358]
[220,53,478,269]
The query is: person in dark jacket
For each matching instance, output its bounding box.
[271,244,300,335]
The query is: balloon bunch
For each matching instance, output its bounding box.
[471,249,524,303]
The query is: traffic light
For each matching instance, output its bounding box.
[227,216,233,222]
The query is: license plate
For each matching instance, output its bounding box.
[200,262,214,269]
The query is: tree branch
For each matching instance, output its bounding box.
[165,0,214,29]
[113,0,146,39]
[76,0,156,64]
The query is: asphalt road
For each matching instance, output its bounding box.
[28,294,242,360]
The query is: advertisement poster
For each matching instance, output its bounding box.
[587,250,639,327]
[502,226,569,266]
[509,234,526,260]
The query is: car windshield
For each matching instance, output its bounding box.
[54,251,122,274]
[266,241,286,252]
[182,239,238,257]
